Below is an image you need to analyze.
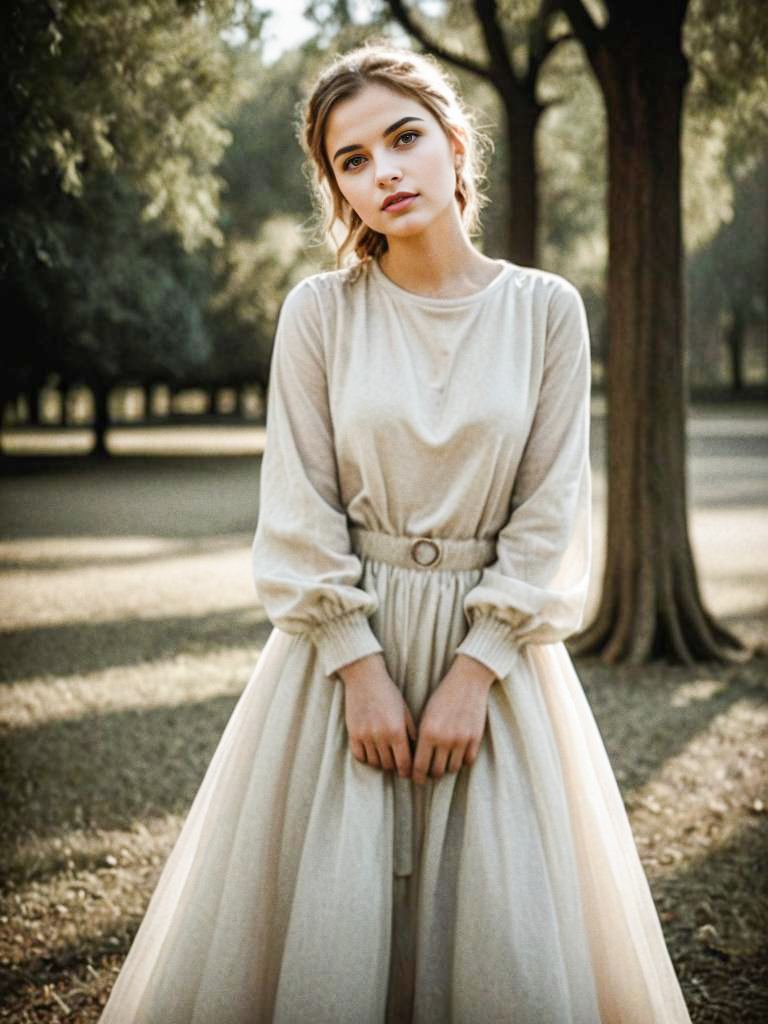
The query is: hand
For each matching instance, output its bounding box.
[338,653,418,779]
[411,654,495,785]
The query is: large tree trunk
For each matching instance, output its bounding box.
[567,9,749,664]
[503,100,539,266]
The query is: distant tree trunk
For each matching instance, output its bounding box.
[90,382,111,457]
[57,385,69,423]
[726,304,746,392]
[560,0,749,664]
[29,386,41,426]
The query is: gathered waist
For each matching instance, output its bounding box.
[349,525,496,572]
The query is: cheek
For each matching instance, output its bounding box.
[340,182,380,225]
[333,173,362,207]
[330,180,361,223]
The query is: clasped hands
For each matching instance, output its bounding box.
[338,651,495,785]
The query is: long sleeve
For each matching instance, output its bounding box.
[454,279,593,682]
[251,278,384,678]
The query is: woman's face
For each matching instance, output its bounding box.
[323,81,463,240]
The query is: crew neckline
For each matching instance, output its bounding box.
[369,256,514,307]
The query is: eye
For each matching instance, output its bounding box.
[342,153,366,171]
[396,130,420,146]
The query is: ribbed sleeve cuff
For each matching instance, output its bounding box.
[308,609,384,679]
[454,614,521,682]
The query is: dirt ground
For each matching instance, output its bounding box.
[1,418,766,1021]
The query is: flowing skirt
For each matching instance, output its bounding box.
[98,545,691,1023]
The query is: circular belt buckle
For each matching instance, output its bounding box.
[410,537,442,568]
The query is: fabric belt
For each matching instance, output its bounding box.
[348,525,497,877]
[349,525,496,572]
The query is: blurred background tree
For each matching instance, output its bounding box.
[1,0,259,448]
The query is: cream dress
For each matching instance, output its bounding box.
[99,256,692,1023]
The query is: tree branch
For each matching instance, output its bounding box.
[472,0,515,89]
[526,0,576,92]
[384,0,494,82]
[552,0,601,56]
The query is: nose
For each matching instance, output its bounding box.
[375,152,402,188]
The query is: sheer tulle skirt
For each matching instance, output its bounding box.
[99,556,691,1023]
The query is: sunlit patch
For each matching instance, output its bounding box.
[626,697,768,878]
[0,536,189,565]
[0,535,265,629]
[1,426,266,457]
[670,677,727,707]
[0,430,94,455]
[1,645,266,728]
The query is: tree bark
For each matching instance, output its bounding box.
[563,1,750,664]
[502,99,539,265]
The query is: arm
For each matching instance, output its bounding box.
[251,278,384,679]
[453,278,593,682]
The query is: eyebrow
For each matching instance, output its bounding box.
[332,116,425,163]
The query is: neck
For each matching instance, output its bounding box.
[378,203,499,298]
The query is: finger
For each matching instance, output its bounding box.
[448,742,467,774]
[392,736,412,779]
[349,739,366,765]
[412,739,433,786]
[431,744,450,779]
[363,741,381,769]
[377,741,396,773]
[406,708,418,743]
[464,739,481,766]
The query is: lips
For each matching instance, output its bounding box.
[381,191,418,211]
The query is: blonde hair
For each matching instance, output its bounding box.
[299,40,493,272]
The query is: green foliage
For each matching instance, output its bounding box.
[218,48,314,237]
[685,0,768,173]
[1,0,255,403]
[207,213,325,387]
[687,154,768,384]
[2,0,252,254]
[3,175,214,400]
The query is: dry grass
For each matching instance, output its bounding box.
[1,425,766,1021]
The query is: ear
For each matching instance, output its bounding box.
[449,124,467,165]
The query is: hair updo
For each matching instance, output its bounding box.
[299,40,493,272]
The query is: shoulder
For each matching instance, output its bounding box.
[510,264,588,346]
[507,265,590,379]
[279,265,367,323]
[507,262,584,313]
[273,266,368,367]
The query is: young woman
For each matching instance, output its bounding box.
[99,42,692,1023]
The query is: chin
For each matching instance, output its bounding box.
[374,213,432,238]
